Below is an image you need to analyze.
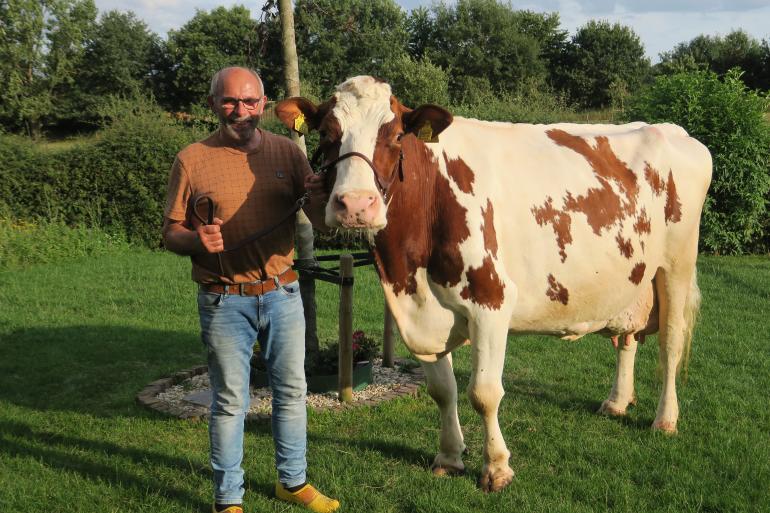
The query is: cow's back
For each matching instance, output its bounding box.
[432,118,711,334]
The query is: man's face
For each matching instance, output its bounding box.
[209,70,266,146]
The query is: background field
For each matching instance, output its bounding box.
[0,245,768,513]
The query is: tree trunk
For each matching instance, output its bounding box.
[279,0,318,353]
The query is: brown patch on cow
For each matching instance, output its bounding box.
[481,199,498,258]
[615,233,634,259]
[532,196,573,262]
[546,274,569,305]
[443,151,475,194]
[628,262,646,284]
[534,130,640,262]
[460,256,505,309]
[633,207,651,235]
[644,162,665,196]
[664,170,682,224]
[373,137,469,295]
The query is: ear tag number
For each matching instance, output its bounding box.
[417,121,438,143]
[294,112,308,135]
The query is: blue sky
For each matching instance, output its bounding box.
[93,0,770,62]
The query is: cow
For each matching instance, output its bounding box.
[275,76,711,492]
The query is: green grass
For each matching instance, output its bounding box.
[1,245,768,513]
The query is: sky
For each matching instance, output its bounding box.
[92,0,770,62]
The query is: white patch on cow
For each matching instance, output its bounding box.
[327,76,395,228]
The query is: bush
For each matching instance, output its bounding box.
[380,54,451,107]
[627,69,770,254]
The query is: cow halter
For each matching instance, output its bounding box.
[310,146,404,204]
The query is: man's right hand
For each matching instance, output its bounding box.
[196,217,225,253]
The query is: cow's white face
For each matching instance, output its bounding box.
[275,75,453,233]
[327,76,395,230]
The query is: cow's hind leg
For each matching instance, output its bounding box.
[467,318,514,492]
[653,256,700,434]
[422,353,466,476]
[599,335,638,416]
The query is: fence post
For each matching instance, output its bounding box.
[383,303,395,367]
[338,254,354,402]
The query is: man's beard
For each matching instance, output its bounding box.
[220,114,260,144]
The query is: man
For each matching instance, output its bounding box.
[162,66,339,513]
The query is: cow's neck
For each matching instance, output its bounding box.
[372,136,470,297]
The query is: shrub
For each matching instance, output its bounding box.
[627,69,770,254]
[380,54,451,107]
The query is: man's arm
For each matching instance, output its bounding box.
[162,217,225,256]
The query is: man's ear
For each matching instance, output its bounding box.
[402,104,453,141]
[275,97,321,135]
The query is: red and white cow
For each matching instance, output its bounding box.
[276,76,711,492]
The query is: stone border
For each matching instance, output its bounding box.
[136,360,423,422]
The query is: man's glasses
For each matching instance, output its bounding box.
[220,97,263,110]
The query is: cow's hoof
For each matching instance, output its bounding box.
[598,395,636,416]
[598,400,628,416]
[431,464,466,477]
[478,465,514,493]
[431,454,465,477]
[651,420,678,435]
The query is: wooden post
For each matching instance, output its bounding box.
[338,254,354,402]
[383,303,395,367]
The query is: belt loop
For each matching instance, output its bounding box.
[223,285,229,296]
[273,275,280,289]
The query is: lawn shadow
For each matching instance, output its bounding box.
[0,417,211,511]
[0,325,203,417]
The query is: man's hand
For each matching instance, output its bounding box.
[303,173,329,232]
[196,217,225,253]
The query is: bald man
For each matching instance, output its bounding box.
[163,67,338,513]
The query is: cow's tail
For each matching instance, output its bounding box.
[679,268,701,382]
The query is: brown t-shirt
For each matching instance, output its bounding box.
[164,128,312,284]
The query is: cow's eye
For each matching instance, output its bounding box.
[319,130,327,139]
[395,132,405,142]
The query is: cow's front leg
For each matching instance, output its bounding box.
[422,353,466,476]
[467,319,514,492]
[599,334,638,416]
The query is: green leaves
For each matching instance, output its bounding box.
[628,69,770,254]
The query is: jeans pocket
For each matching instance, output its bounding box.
[197,291,225,308]
[279,280,300,296]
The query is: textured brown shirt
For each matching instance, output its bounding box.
[164,128,312,284]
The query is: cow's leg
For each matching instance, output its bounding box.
[467,319,514,492]
[599,334,638,416]
[422,353,466,476]
[652,252,700,434]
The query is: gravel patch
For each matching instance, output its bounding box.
[144,358,424,420]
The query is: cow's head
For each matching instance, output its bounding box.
[275,76,452,231]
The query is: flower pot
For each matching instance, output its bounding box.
[250,360,373,393]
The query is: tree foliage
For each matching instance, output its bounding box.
[658,30,770,91]
[158,6,265,111]
[292,0,408,96]
[628,69,770,254]
[556,20,651,109]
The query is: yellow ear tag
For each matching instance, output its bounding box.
[417,121,438,143]
[294,112,308,135]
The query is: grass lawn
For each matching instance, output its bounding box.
[0,248,768,512]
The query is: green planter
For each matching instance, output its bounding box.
[250,360,373,393]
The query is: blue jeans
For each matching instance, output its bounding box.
[198,280,307,504]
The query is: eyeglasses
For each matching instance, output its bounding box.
[220,97,263,110]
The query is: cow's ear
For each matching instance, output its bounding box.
[402,104,453,142]
[275,97,320,135]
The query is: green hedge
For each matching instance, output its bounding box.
[627,69,770,254]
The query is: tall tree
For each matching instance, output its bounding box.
[407,0,554,101]
[0,0,96,135]
[557,20,650,109]
[293,0,409,96]
[159,6,266,111]
[658,30,769,91]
